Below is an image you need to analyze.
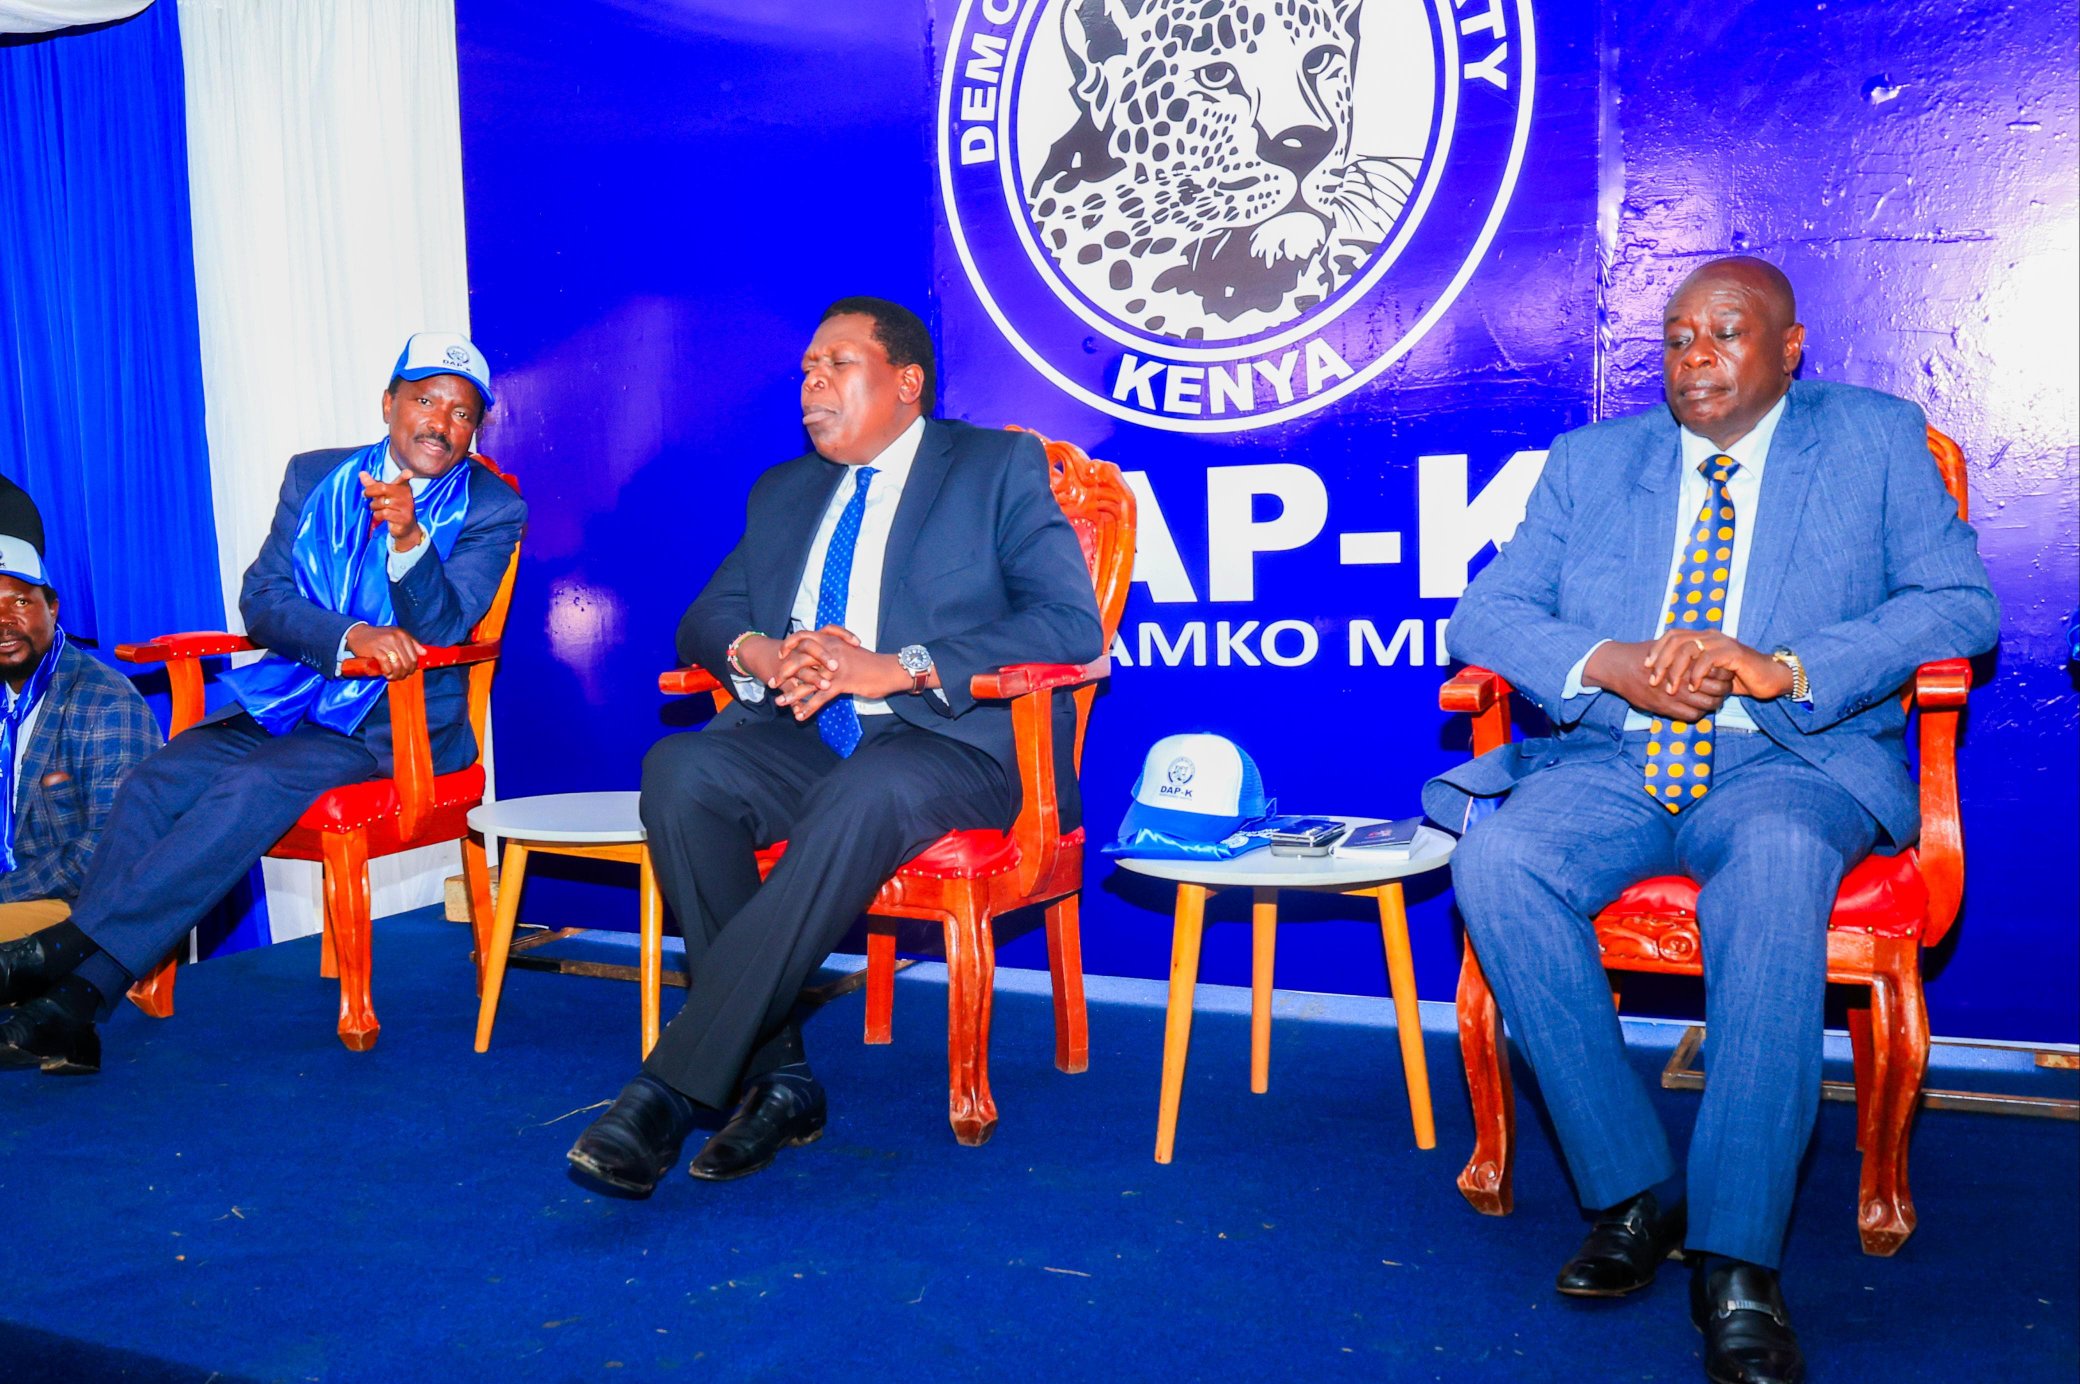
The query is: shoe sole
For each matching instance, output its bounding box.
[566,1147,680,1199]
[0,1042,90,1074]
[1555,1247,1687,1299]
[686,1123,824,1183]
[40,1054,99,1076]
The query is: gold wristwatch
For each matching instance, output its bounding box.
[1770,647,1811,704]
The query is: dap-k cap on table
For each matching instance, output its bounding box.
[1104,733,1275,861]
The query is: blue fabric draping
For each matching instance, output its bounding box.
[222,442,474,737]
[0,2,224,646]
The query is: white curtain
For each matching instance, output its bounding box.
[176,0,483,941]
[0,0,153,34]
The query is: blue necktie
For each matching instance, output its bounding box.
[1640,456,1739,813]
[813,466,876,756]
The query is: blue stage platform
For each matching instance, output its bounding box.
[5,908,2074,1382]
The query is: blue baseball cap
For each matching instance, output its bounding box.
[393,332,495,410]
[0,533,48,590]
[1117,733,1271,842]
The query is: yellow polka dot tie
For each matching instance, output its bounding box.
[1644,455,1738,813]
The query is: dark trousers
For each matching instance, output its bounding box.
[71,712,379,985]
[638,713,1012,1110]
[1449,731,1880,1268]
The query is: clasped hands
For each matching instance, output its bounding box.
[1586,630,1795,721]
[733,627,914,721]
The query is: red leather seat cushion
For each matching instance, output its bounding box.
[295,765,487,833]
[1603,848,1928,941]
[752,826,1087,883]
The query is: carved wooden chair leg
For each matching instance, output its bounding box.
[1847,994,1878,1154]
[461,833,496,998]
[320,915,339,979]
[940,891,999,1146]
[1859,941,1927,1256]
[863,921,897,1046]
[321,829,378,1052]
[1045,894,1089,1074]
[1854,973,1898,1248]
[128,955,179,1019]
[1455,939,1515,1215]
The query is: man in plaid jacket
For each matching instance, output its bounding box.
[0,529,161,943]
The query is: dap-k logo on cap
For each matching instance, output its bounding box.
[938,0,1535,432]
[444,346,472,367]
[1164,756,1197,791]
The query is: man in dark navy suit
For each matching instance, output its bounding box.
[567,297,1103,1194]
[1427,259,1998,1384]
[0,333,526,1074]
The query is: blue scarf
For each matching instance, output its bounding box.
[0,625,66,873]
[223,441,474,738]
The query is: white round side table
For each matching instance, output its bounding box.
[466,791,663,1056]
[1111,817,1456,1163]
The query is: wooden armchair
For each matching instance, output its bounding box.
[1443,426,1975,1257]
[658,429,1135,1144]
[114,458,523,1051]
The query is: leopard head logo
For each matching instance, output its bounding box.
[1028,0,1416,339]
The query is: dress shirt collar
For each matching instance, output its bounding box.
[1677,390,1787,477]
[836,414,926,491]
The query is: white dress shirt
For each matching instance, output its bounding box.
[733,415,933,717]
[1567,392,1788,730]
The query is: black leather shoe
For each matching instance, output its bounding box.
[0,932,68,1006]
[566,1074,697,1198]
[688,1074,827,1181]
[0,996,100,1075]
[1691,1259,1803,1384]
[1556,1190,1687,1297]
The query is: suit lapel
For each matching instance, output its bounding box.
[1624,415,1684,638]
[1733,384,1820,644]
[877,421,953,635]
[751,456,843,635]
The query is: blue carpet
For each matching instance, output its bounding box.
[4,908,2074,1383]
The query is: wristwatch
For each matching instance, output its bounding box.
[896,644,934,693]
[1770,647,1812,705]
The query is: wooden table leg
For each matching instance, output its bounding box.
[638,847,663,1059]
[1250,887,1277,1094]
[472,841,531,1054]
[1370,883,1436,1150]
[1155,883,1211,1165]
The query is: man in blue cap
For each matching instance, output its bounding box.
[0,526,162,942]
[0,333,526,1073]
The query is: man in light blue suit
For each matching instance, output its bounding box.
[1426,257,1998,1384]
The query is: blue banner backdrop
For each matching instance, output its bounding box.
[459,0,2078,1042]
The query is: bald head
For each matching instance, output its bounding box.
[1662,256,1805,448]
[1677,256,1797,328]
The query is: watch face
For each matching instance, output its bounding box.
[898,645,931,674]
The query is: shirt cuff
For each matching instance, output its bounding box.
[387,532,433,580]
[730,673,767,704]
[336,623,366,676]
[1564,640,1610,699]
